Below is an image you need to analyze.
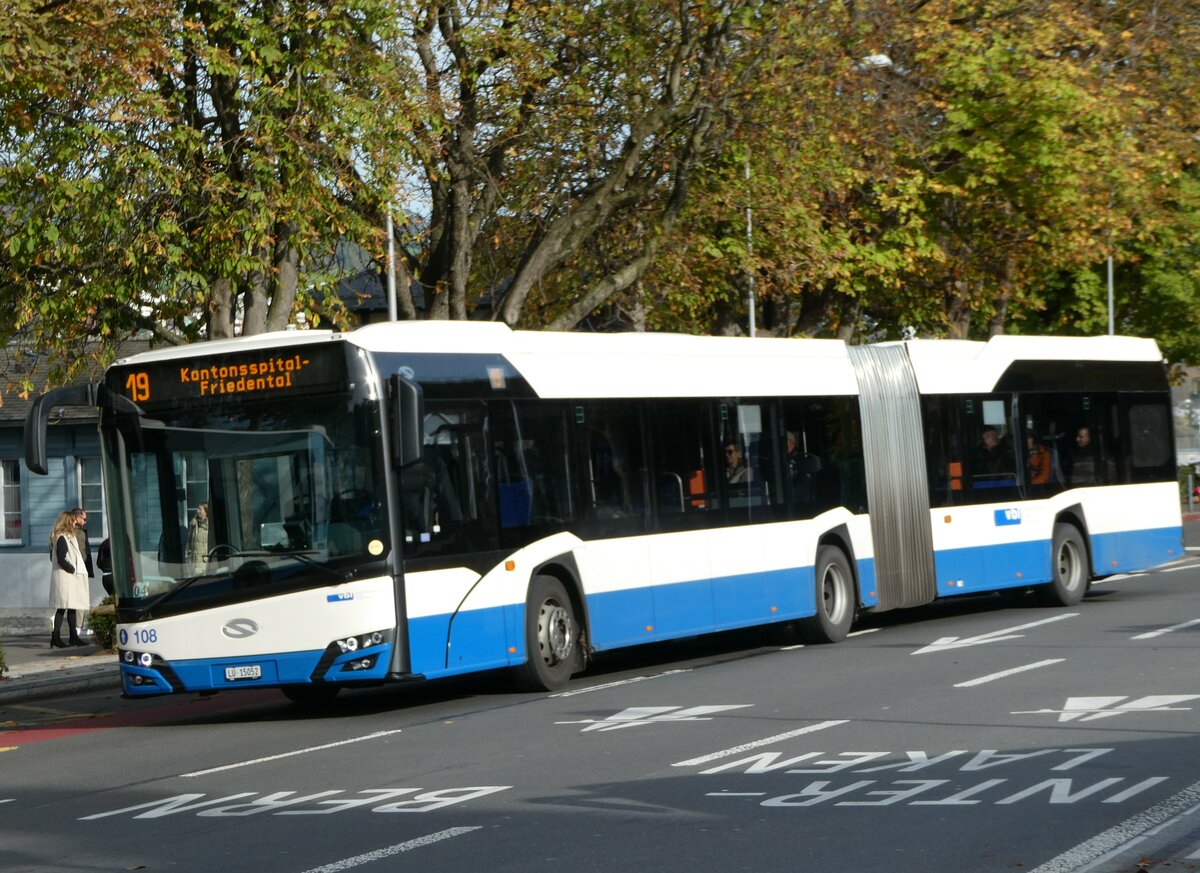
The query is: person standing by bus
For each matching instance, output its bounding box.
[186,502,210,575]
[49,511,89,647]
[71,507,95,580]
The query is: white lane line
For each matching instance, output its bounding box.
[0,799,14,805]
[780,644,806,651]
[1092,573,1144,585]
[298,827,481,873]
[1131,618,1200,640]
[1030,780,1200,873]
[180,730,403,778]
[847,628,879,638]
[550,669,690,698]
[1186,547,1200,552]
[1161,564,1198,573]
[954,659,1065,688]
[672,719,848,768]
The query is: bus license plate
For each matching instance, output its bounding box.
[225,665,262,681]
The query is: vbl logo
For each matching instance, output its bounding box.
[994,508,1022,526]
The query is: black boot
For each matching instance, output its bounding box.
[69,636,86,647]
[50,634,67,649]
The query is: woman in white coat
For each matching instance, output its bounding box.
[49,511,89,647]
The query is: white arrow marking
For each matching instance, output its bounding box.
[1014,695,1200,722]
[912,613,1079,654]
[558,704,753,732]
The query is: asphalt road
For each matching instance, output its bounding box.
[4,539,1200,873]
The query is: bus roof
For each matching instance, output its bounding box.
[348,321,858,398]
[902,335,1163,394]
[111,323,1164,400]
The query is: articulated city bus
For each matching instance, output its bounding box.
[24,324,1183,702]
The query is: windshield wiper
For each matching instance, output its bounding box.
[139,572,208,614]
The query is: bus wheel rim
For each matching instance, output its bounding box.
[822,565,846,623]
[1058,541,1081,590]
[538,602,573,664]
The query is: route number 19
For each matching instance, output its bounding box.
[125,372,150,402]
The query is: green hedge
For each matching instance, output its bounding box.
[90,597,117,651]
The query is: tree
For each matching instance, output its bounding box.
[635,0,1200,343]
[0,0,405,384]
[377,0,788,327]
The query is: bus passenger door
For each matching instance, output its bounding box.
[647,401,718,637]
[571,401,654,649]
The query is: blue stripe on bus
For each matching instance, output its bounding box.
[1092,525,1183,574]
[419,563,832,678]
[418,555,878,678]
[933,524,1182,596]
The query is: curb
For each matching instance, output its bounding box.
[0,664,122,705]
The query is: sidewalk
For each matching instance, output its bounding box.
[0,631,121,704]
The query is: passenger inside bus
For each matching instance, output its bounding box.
[724,441,753,484]
[973,427,1015,489]
[1025,434,1052,486]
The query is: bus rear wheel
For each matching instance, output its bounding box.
[1038,523,1088,607]
[512,575,581,692]
[799,545,855,644]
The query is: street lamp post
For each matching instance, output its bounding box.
[745,156,755,338]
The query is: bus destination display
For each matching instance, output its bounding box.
[113,345,345,405]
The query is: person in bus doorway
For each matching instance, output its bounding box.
[1026,434,1052,488]
[49,511,90,647]
[97,537,114,597]
[724,441,753,484]
[186,502,210,575]
[1068,426,1097,485]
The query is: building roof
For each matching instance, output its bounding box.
[0,340,155,423]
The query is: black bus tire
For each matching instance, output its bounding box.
[1038,523,1089,607]
[798,545,855,644]
[512,575,581,692]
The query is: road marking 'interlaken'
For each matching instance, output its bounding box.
[912,613,1079,654]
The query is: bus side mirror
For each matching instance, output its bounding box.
[23,383,98,475]
[390,374,424,468]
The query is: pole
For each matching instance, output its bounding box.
[745,157,755,338]
[386,209,398,322]
[1106,255,1114,336]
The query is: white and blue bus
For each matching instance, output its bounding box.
[24,324,1183,702]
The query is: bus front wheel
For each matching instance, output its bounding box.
[512,575,581,692]
[1038,523,1088,607]
[799,545,855,644]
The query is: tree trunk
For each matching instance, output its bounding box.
[210,277,236,339]
[266,221,299,332]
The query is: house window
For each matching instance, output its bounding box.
[78,456,105,537]
[1,459,20,543]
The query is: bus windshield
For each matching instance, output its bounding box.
[100,390,389,615]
